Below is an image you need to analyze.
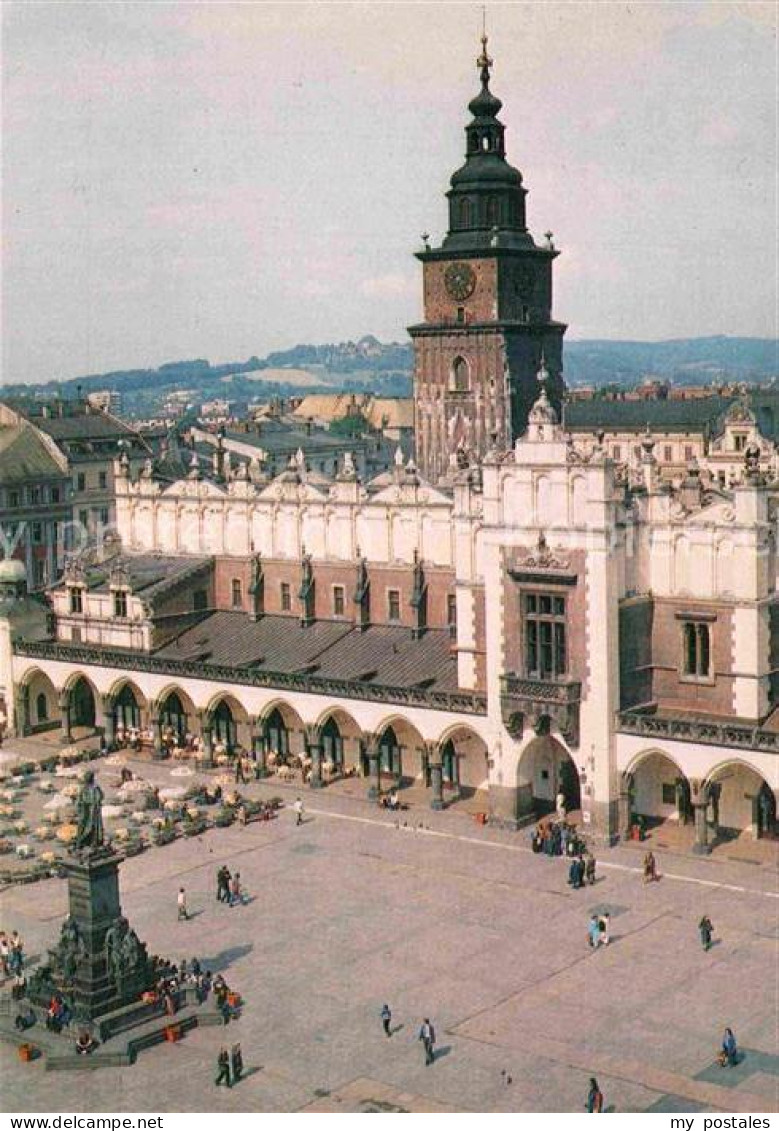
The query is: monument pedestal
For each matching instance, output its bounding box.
[30,849,154,1023]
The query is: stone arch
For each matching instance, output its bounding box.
[156,685,197,744]
[570,476,587,523]
[373,714,426,785]
[434,723,489,792]
[107,678,149,734]
[312,706,362,771]
[205,691,250,753]
[516,730,580,820]
[18,667,58,733]
[534,474,552,521]
[624,748,691,827]
[450,356,470,393]
[258,699,306,758]
[705,758,777,839]
[63,672,99,732]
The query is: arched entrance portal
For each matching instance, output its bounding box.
[321,717,343,767]
[265,708,289,757]
[628,751,691,830]
[158,690,192,744]
[436,726,489,795]
[20,669,58,733]
[211,700,237,751]
[378,726,401,777]
[367,717,426,789]
[113,684,143,731]
[70,677,96,730]
[706,762,777,841]
[517,731,580,819]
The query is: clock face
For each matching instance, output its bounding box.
[444,261,476,301]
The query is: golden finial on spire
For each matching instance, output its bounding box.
[477,6,492,84]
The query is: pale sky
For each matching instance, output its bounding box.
[2,1,777,384]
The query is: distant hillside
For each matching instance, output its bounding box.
[1,336,775,415]
[564,336,777,386]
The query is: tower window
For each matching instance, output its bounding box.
[451,356,470,392]
[682,621,712,679]
[469,130,479,153]
[231,578,242,608]
[447,593,457,639]
[523,592,567,679]
[459,199,471,227]
[457,307,466,324]
[486,196,499,225]
[481,136,491,151]
[333,585,345,617]
[280,582,291,611]
[388,589,401,622]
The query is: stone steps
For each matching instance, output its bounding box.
[0,998,224,1072]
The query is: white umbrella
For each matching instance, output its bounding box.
[44,794,75,811]
[158,786,187,801]
[119,779,153,795]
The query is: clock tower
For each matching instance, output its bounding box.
[409,36,566,481]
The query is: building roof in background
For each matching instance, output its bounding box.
[563,393,779,440]
[291,393,360,421]
[32,410,142,443]
[0,424,69,485]
[364,398,414,431]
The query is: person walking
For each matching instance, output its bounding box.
[588,914,601,949]
[230,873,243,907]
[598,911,611,946]
[294,797,304,826]
[217,866,231,903]
[721,1027,738,1067]
[215,1046,231,1087]
[418,1017,436,1065]
[586,1077,604,1112]
[699,915,714,951]
[556,790,566,820]
[230,1042,243,1084]
[380,1003,392,1037]
[643,851,658,883]
[585,853,596,885]
[177,887,189,921]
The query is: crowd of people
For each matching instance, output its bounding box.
[530,818,588,859]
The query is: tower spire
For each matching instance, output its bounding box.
[477,24,492,89]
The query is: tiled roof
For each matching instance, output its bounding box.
[563,391,779,440]
[0,425,68,485]
[82,554,211,595]
[153,612,458,691]
[564,397,731,434]
[32,412,142,442]
[364,399,415,430]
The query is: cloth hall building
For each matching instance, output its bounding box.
[1,40,777,849]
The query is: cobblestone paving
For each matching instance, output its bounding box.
[0,753,777,1113]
